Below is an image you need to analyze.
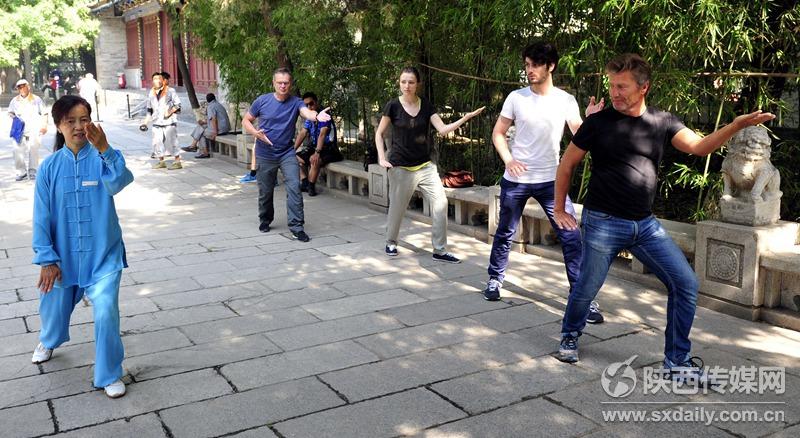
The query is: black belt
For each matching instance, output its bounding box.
[153,124,177,128]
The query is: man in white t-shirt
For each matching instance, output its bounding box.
[483,42,604,323]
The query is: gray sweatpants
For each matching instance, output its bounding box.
[386,163,448,255]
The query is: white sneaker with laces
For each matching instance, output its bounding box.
[31,343,53,364]
[104,379,126,398]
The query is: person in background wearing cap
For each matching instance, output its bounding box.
[8,79,48,181]
[77,73,101,121]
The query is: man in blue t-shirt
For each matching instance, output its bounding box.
[294,92,342,197]
[242,68,330,242]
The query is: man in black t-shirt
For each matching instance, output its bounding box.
[551,53,774,382]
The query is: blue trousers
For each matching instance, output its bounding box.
[38,270,124,388]
[561,210,699,364]
[488,178,583,285]
[256,152,304,233]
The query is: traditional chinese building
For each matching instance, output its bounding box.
[90,0,218,93]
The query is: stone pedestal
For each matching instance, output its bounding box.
[695,220,799,311]
[368,164,389,208]
[720,197,781,227]
[236,134,254,167]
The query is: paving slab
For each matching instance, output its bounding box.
[147,281,268,310]
[52,368,233,431]
[0,401,54,438]
[265,312,404,350]
[430,355,597,414]
[320,332,563,402]
[274,388,467,438]
[0,366,94,409]
[125,333,281,381]
[161,377,344,438]
[467,300,563,333]
[355,317,500,359]
[302,288,427,320]
[40,328,193,373]
[221,340,379,391]
[414,397,596,438]
[0,317,27,336]
[179,307,319,344]
[382,293,512,326]
[51,413,167,438]
[226,286,346,315]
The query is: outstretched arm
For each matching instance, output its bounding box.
[300,106,331,123]
[430,106,485,136]
[671,110,775,156]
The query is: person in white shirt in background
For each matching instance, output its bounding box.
[8,79,48,181]
[77,73,101,121]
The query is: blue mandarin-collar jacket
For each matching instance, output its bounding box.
[32,143,134,287]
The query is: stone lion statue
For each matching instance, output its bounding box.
[721,126,782,202]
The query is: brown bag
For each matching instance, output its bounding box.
[441,170,474,188]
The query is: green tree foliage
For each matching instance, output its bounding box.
[0,0,99,67]
[183,0,799,221]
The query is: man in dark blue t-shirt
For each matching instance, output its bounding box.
[242,68,330,242]
[552,54,774,382]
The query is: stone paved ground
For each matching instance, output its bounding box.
[1,113,799,438]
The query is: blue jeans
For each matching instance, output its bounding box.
[256,151,304,233]
[39,270,124,388]
[561,209,699,364]
[488,178,582,285]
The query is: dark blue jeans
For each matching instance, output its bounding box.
[488,178,582,286]
[561,209,699,364]
[256,151,304,233]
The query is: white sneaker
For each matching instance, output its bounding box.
[104,380,126,398]
[31,343,53,364]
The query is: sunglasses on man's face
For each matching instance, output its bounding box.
[16,85,26,89]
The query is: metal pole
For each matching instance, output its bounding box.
[127,94,130,119]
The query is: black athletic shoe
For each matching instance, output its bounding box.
[291,230,311,242]
[432,252,461,264]
[259,223,270,233]
[308,184,318,196]
[483,278,501,301]
[586,301,605,324]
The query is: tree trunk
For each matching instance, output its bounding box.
[260,1,293,71]
[22,48,33,84]
[173,33,199,109]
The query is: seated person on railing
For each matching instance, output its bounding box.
[294,92,342,196]
[181,93,230,159]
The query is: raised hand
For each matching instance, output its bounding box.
[734,110,776,128]
[468,106,486,119]
[585,96,605,117]
[86,122,109,153]
[317,107,332,122]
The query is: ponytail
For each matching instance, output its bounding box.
[54,132,66,152]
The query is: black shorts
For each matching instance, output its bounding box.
[296,144,343,166]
